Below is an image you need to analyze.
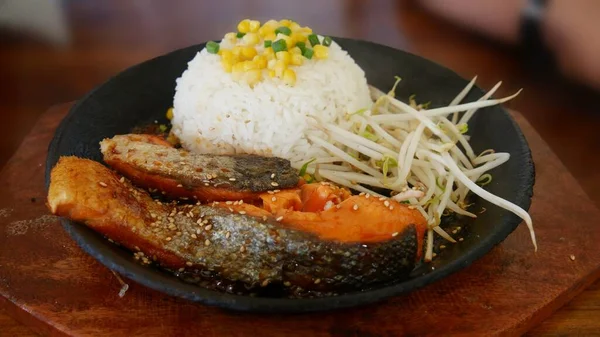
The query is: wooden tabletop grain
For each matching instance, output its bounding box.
[1,1,599,335]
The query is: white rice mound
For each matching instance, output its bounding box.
[171,39,372,163]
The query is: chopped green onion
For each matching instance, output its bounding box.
[295,41,306,52]
[272,39,287,52]
[302,48,314,59]
[206,41,220,54]
[275,26,292,36]
[236,32,246,38]
[322,36,332,46]
[299,158,316,176]
[264,40,272,48]
[158,124,168,133]
[477,174,493,186]
[401,200,411,204]
[308,34,320,46]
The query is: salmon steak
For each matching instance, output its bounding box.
[48,156,427,296]
[100,134,299,202]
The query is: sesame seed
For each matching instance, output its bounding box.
[365,194,370,199]
[226,232,231,239]
[458,238,464,242]
[271,197,277,202]
[191,234,197,239]
[570,254,576,261]
[228,207,234,212]
[240,245,246,252]
[226,201,233,205]
[261,279,270,287]
[336,205,341,209]
[178,268,185,272]
[267,191,275,195]
[408,206,416,209]
[353,204,359,211]
[440,245,446,249]
[239,200,244,204]
[452,230,458,234]
[239,211,247,215]
[98,181,108,187]
[204,183,209,186]
[270,173,276,179]
[204,239,211,246]
[204,224,212,231]
[314,278,321,284]
[176,184,183,187]
[271,182,279,187]
[186,261,193,266]
[119,177,125,183]
[176,231,182,236]
[379,197,386,201]
[283,281,291,287]
[196,229,201,235]
[392,232,399,237]
[166,237,172,241]
[384,200,390,207]
[359,192,365,196]
[276,216,283,222]
[229,177,236,181]
[273,190,280,193]
[196,219,203,225]
[262,216,268,221]
[433,253,437,258]
[389,206,394,210]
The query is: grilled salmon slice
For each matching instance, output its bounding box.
[48,157,426,294]
[100,134,299,202]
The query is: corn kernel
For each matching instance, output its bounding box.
[283,68,296,86]
[268,70,276,78]
[313,45,329,59]
[267,59,277,69]
[291,54,304,66]
[244,69,262,86]
[263,19,279,29]
[275,51,291,65]
[248,20,261,33]
[253,55,268,69]
[279,19,292,27]
[264,33,277,42]
[293,33,307,43]
[224,32,237,42]
[220,49,234,62]
[221,59,233,73]
[274,60,287,77]
[263,47,275,59]
[232,62,245,73]
[290,22,301,32]
[232,46,244,58]
[166,108,174,120]
[237,19,251,33]
[241,46,257,60]
[301,27,313,34]
[243,32,259,46]
[290,47,302,55]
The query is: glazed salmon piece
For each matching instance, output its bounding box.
[48,157,427,294]
[100,134,299,202]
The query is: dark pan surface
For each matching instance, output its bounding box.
[45,38,534,313]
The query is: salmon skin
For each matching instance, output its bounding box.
[100,134,299,202]
[48,157,424,295]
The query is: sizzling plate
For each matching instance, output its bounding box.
[45,38,534,312]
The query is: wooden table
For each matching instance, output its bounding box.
[1,1,599,335]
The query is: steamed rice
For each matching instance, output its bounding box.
[172,40,372,161]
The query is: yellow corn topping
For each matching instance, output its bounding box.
[209,19,332,87]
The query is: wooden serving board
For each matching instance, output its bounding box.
[1,104,600,337]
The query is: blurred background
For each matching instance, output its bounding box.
[1,0,600,334]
